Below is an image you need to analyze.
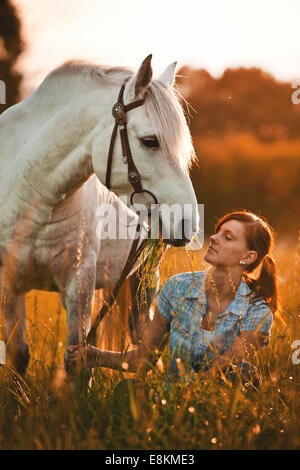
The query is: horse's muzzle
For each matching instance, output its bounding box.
[162,218,192,247]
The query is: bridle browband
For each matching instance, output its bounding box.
[86,81,160,345]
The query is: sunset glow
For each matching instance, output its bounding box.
[13,0,300,95]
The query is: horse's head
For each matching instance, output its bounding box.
[91,55,199,247]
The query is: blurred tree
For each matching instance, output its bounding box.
[0,0,24,112]
[177,66,300,141]
[176,66,300,237]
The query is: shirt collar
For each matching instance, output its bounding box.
[228,279,252,315]
[185,270,252,315]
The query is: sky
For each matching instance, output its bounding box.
[13,0,300,96]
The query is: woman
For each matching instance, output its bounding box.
[67,211,280,382]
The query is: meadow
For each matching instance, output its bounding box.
[0,235,299,450]
[1,2,300,451]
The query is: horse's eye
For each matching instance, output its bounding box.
[140,136,160,149]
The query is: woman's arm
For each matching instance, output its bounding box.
[67,304,170,375]
[204,330,268,377]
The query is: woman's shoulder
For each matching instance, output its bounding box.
[156,271,207,321]
[246,292,273,315]
[160,270,207,299]
[242,293,274,333]
[240,279,271,311]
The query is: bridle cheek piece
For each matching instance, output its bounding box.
[105,82,158,214]
[87,82,161,344]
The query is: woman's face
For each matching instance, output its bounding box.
[204,219,252,268]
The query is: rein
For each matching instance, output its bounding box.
[86,224,148,345]
[87,82,158,345]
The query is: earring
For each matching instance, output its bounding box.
[240,260,245,265]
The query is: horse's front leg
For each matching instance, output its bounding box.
[129,264,161,345]
[59,261,96,374]
[1,285,29,376]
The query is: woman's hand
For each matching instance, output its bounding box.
[67,345,80,364]
[67,345,95,369]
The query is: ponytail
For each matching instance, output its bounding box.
[244,255,281,315]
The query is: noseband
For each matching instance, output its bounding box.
[105,82,158,212]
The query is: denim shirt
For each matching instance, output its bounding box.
[155,270,273,377]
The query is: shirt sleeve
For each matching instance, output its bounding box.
[154,276,177,321]
[240,299,273,337]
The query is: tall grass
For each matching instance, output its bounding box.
[0,237,299,450]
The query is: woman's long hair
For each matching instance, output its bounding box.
[215,211,281,316]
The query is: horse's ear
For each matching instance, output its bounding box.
[158,62,177,88]
[125,54,153,102]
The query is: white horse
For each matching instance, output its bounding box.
[0,55,199,375]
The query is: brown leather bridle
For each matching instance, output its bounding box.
[86,82,160,345]
[105,82,158,211]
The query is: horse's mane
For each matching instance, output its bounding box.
[40,59,196,172]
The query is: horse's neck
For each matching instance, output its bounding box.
[0,79,116,232]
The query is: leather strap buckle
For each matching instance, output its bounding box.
[112,102,127,125]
